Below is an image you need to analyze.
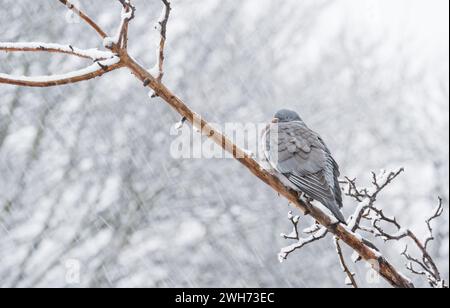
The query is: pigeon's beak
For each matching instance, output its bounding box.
[271,118,279,123]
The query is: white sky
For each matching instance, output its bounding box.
[342,0,449,57]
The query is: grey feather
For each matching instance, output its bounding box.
[263,110,346,224]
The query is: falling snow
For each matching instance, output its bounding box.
[0,0,448,288]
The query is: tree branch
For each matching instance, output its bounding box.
[345,173,447,288]
[278,212,328,262]
[58,0,108,39]
[0,57,123,87]
[334,237,358,288]
[0,42,114,60]
[155,0,171,83]
[116,0,136,50]
[0,0,424,289]
[149,0,172,97]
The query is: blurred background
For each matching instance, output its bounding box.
[0,0,448,288]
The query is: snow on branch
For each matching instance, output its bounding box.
[0,0,429,289]
[116,0,136,49]
[0,56,122,87]
[0,42,114,61]
[344,170,448,288]
[278,211,328,262]
[345,168,405,232]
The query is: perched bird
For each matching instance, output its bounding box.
[262,109,346,224]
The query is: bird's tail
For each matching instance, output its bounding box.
[326,201,347,225]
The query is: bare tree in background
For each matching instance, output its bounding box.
[0,0,448,288]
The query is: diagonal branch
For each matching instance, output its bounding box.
[98,51,417,288]
[58,0,108,39]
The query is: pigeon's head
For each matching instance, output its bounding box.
[273,109,302,123]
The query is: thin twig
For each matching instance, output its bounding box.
[0,58,123,87]
[334,237,358,288]
[150,0,172,98]
[0,42,113,61]
[156,0,171,83]
[58,0,108,39]
[346,172,447,288]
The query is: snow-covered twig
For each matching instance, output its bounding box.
[116,0,136,50]
[346,168,404,232]
[334,237,358,288]
[0,42,114,61]
[344,171,448,288]
[278,211,328,262]
[0,57,122,87]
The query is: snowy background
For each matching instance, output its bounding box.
[0,0,448,288]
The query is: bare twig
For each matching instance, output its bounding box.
[58,0,108,39]
[334,237,358,288]
[425,197,444,250]
[150,0,172,98]
[155,0,171,83]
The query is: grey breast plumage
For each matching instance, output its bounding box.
[262,111,346,224]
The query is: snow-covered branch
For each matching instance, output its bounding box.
[278,211,328,262]
[344,171,448,288]
[0,57,122,88]
[346,168,405,232]
[0,42,114,60]
[0,0,426,289]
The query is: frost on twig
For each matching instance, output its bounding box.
[278,211,327,262]
[344,169,448,288]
